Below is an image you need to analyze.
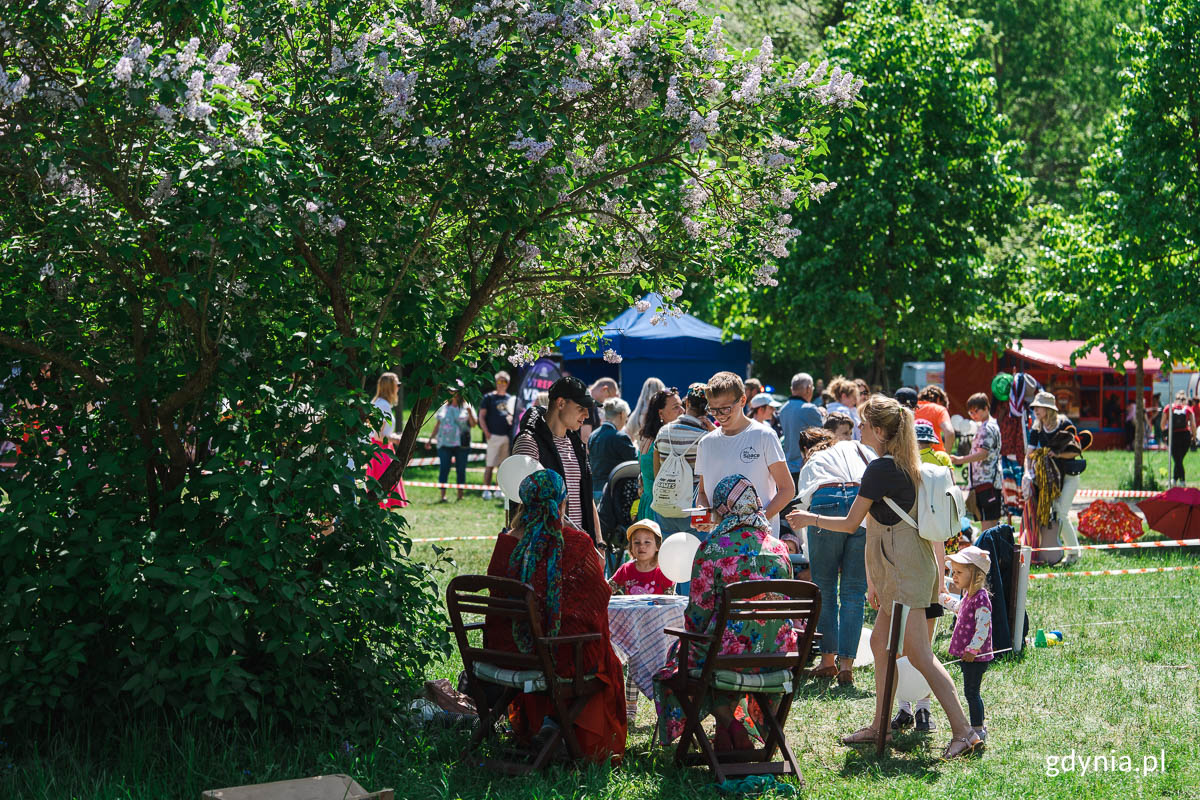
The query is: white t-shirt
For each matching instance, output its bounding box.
[795,441,876,508]
[696,422,788,536]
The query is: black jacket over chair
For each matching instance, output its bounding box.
[975,523,1025,658]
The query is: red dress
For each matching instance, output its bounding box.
[485,527,627,763]
[364,437,408,508]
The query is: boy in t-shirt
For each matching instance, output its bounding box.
[915,419,952,468]
[951,393,1002,533]
[695,372,794,537]
[479,370,514,499]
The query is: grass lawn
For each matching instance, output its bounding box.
[5,452,1198,799]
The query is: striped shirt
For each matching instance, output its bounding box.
[513,433,584,529]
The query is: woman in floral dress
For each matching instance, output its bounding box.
[653,475,796,750]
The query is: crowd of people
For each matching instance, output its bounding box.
[366,358,1193,769]
[459,366,1075,766]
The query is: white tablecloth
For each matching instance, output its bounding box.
[607,594,689,699]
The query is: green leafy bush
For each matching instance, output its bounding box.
[1,354,449,724]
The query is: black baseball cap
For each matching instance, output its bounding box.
[894,387,918,409]
[550,376,596,408]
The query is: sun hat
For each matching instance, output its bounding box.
[946,545,991,574]
[1029,390,1059,411]
[914,419,940,444]
[626,519,663,547]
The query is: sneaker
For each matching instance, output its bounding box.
[915,708,937,732]
[481,490,492,500]
[890,708,914,731]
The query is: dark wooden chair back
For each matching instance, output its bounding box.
[695,579,821,681]
[661,578,822,784]
[446,574,555,681]
[446,573,604,774]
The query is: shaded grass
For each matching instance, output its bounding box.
[4,458,1199,799]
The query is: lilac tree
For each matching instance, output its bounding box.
[0,1,858,720]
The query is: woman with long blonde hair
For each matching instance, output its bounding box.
[787,395,979,759]
[623,376,665,439]
[365,371,408,508]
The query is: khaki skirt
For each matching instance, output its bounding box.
[865,505,939,612]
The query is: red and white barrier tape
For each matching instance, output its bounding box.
[1075,488,1161,498]
[417,437,487,451]
[1028,538,1200,552]
[404,480,500,492]
[405,456,485,468]
[1029,565,1200,580]
[411,535,498,543]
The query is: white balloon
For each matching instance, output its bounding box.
[893,656,932,703]
[658,532,702,583]
[855,627,874,667]
[497,455,542,502]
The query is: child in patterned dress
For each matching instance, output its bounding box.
[940,545,994,744]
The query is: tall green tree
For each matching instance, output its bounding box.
[951,0,1142,207]
[711,0,1024,385]
[1039,0,1200,486]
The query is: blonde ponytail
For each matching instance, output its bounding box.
[860,394,921,489]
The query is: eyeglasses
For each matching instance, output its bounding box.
[709,403,738,417]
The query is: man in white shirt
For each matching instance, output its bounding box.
[695,372,794,537]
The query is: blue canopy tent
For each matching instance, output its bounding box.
[557,293,752,399]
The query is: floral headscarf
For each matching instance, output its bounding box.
[709,474,769,540]
[507,469,567,651]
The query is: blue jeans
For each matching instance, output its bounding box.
[437,445,468,486]
[655,511,695,596]
[807,486,868,660]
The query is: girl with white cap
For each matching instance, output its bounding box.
[941,545,995,744]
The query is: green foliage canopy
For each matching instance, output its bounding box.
[708,0,1025,384]
[0,0,857,723]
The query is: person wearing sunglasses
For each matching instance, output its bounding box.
[693,372,794,539]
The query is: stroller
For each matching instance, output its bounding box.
[597,460,642,578]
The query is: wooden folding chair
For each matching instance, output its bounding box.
[660,579,821,784]
[446,575,604,775]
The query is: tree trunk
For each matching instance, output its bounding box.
[871,336,888,392]
[824,351,836,384]
[1133,358,1145,490]
[395,391,435,478]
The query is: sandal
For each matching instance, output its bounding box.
[940,730,981,760]
[840,726,891,746]
[807,664,839,679]
[837,669,854,686]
